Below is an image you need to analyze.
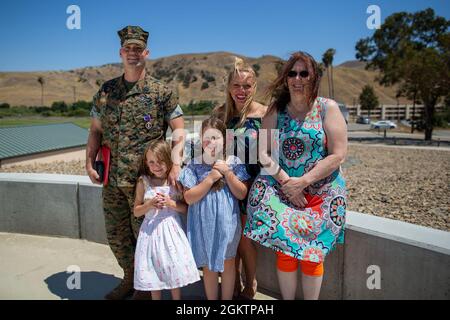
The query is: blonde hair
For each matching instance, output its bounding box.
[138,140,173,178]
[217,57,257,128]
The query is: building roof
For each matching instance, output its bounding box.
[0,123,88,160]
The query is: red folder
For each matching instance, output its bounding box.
[96,146,111,186]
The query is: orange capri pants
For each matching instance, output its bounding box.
[276,251,324,276]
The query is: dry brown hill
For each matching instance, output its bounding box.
[0,52,411,107]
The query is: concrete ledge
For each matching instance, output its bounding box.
[0,173,449,299]
[344,228,450,299]
[78,183,106,244]
[0,173,91,184]
[0,175,80,238]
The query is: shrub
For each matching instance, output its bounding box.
[182,100,216,115]
[71,100,91,111]
[201,70,215,82]
[51,101,69,113]
[252,63,260,76]
[68,109,90,117]
[35,106,52,113]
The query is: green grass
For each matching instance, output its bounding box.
[0,116,91,129]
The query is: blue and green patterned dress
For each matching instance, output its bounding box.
[243,97,347,263]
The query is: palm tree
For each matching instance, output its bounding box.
[322,53,331,98]
[37,76,45,106]
[329,49,336,99]
[322,49,336,99]
[317,63,326,96]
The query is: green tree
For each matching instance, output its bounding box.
[359,85,379,118]
[183,100,216,115]
[72,100,91,111]
[252,63,261,76]
[322,48,336,98]
[397,81,422,133]
[37,76,45,106]
[355,8,450,140]
[201,82,209,90]
[275,60,284,76]
[51,101,68,113]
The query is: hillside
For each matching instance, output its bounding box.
[0,52,411,107]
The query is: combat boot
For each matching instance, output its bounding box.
[104,268,134,300]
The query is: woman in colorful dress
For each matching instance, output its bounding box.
[215,57,267,299]
[243,51,347,300]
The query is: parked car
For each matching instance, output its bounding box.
[356,116,371,124]
[337,103,349,124]
[411,119,425,130]
[370,120,397,130]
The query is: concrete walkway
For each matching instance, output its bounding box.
[0,232,276,300]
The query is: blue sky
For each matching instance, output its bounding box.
[0,0,448,71]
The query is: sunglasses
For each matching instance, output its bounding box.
[287,70,309,78]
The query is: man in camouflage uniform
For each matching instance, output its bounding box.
[85,26,184,300]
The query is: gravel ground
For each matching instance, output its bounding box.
[342,144,450,231]
[2,144,449,231]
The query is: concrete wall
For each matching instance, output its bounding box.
[1,173,449,300]
[0,174,81,238]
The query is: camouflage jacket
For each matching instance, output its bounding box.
[90,73,183,187]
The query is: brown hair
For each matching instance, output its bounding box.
[266,51,321,115]
[215,57,257,127]
[138,140,173,178]
[201,117,227,191]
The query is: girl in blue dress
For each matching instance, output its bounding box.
[178,117,251,300]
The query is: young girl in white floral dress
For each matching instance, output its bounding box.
[133,140,200,300]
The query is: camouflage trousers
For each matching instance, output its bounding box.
[102,183,144,271]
